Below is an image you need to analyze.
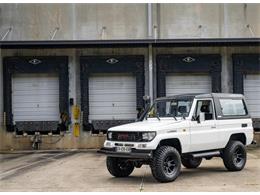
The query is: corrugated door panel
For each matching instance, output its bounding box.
[166,74,212,96]
[12,74,60,122]
[244,74,260,118]
[89,74,137,121]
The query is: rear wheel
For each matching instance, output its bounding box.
[181,157,202,169]
[106,157,134,177]
[222,141,247,171]
[150,146,181,183]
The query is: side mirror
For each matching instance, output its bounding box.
[199,112,205,123]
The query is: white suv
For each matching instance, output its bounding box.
[99,93,254,183]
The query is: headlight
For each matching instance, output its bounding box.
[141,132,156,142]
[107,131,112,140]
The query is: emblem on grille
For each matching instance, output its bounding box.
[182,56,195,63]
[106,58,119,64]
[29,59,42,65]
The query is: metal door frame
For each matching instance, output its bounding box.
[3,56,69,132]
[156,54,222,98]
[80,55,145,131]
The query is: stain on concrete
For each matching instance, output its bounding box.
[0,152,77,180]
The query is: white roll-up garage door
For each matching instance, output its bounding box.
[166,74,212,96]
[12,74,60,122]
[244,74,260,118]
[89,74,137,121]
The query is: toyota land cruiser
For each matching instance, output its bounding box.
[99,93,254,183]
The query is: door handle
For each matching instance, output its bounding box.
[211,126,216,129]
[241,123,247,128]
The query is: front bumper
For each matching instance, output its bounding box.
[98,147,153,159]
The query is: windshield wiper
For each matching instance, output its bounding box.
[173,116,177,121]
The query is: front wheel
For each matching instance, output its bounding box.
[106,157,134,177]
[150,146,181,183]
[222,141,247,171]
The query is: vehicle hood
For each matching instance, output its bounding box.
[108,119,184,132]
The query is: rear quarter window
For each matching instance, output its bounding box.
[219,99,247,116]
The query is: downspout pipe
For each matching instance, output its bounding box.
[147,3,154,104]
[148,44,153,104]
[147,3,153,39]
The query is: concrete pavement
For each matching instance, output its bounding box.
[0,146,259,191]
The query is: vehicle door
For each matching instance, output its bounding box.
[189,98,220,152]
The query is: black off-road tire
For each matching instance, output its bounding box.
[181,157,202,169]
[106,157,134,177]
[150,146,181,183]
[222,140,247,171]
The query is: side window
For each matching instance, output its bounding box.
[219,99,247,116]
[194,100,214,120]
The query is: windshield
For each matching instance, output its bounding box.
[145,98,193,119]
